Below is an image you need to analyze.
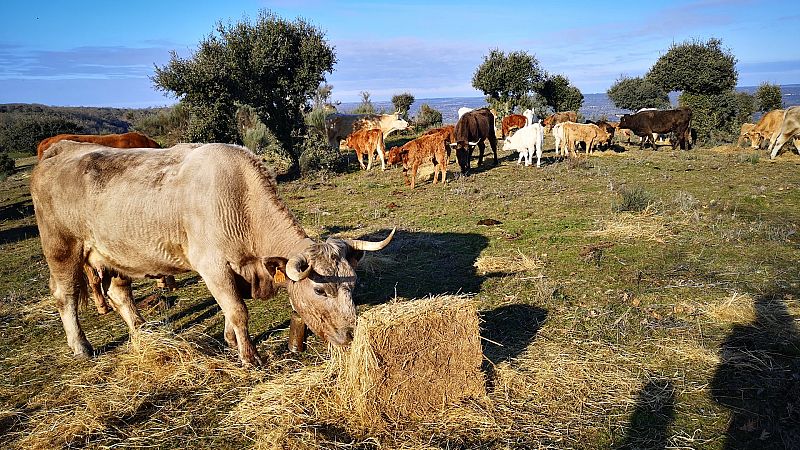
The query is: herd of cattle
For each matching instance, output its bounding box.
[24,103,800,365]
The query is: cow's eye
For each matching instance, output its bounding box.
[314,287,326,297]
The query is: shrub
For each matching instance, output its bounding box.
[413,104,443,130]
[0,115,83,155]
[351,91,375,114]
[679,90,738,145]
[614,185,656,212]
[132,102,190,147]
[391,93,414,118]
[755,82,783,111]
[0,152,15,180]
[299,131,347,176]
[304,108,328,135]
[607,76,670,111]
[236,104,295,175]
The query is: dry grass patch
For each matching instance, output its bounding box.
[474,249,545,275]
[588,209,674,243]
[702,292,756,324]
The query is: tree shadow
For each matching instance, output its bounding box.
[0,200,34,221]
[0,225,39,244]
[617,377,676,449]
[352,229,491,305]
[710,287,800,449]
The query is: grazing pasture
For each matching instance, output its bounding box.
[1,138,799,448]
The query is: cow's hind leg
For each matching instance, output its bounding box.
[48,244,93,358]
[105,275,145,333]
[84,264,112,314]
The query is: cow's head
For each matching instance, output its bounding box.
[281,229,395,346]
[619,114,631,129]
[386,146,406,166]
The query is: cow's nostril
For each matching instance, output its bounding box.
[344,327,354,342]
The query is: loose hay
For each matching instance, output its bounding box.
[339,295,486,424]
[587,210,673,243]
[474,249,544,275]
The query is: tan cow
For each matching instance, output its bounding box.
[31,141,394,365]
[344,128,385,170]
[542,111,578,129]
[386,133,449,188]
[737,123,757,147]
[561,122,610,156]
[769,106,800,159]
[326,113,408,149]
[749,109,784,149]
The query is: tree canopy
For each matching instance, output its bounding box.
[152,10,336,162]
[391,92,415,118]
[540,74,584,112]
[472,49,545,112]
[755,82,783,111]
[607,76,670,111]
[646,38,737,95]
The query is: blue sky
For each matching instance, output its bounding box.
[1,0,798,107]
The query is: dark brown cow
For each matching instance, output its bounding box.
[36,132,174,316]
[618,108,692,150]
[501,114,527,138]
[37,132,161,160]
[543,111,578,129]
[453,108,498,174]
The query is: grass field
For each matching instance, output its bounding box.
[1,137,799,449]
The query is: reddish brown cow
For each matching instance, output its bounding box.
[37,132,161,160]
[542,111,578,129]
[501,114,527,138]
[423,125,456,160]
[344,128,385,170]
[36,131,174,316]
[386,133,449,188]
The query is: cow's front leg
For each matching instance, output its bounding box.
[377,147,386,170]
[477,142,486,166]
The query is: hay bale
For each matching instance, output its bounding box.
[339,295,486,423]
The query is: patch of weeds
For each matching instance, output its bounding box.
[672,191,699,214]
[567,157,592,170]
[737,152,760,165]
[613,185,657,213]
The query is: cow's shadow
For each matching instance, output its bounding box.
[349,229,491,304]
[710,287,800,448]
[617,377,676,449]
[0,224,39,244]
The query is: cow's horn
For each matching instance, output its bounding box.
[286,254,312,282]
[344,227,396,251]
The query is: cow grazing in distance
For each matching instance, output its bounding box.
[36,132,175,316]
[769,106,800,159]
[749,109,785,149]
[503,122,545,167]
[453,108,498,174]
[542,111,578,130]
[36,131,161,160]
[618,108,692,150]
[31,141,395,365]
[501,114,527,138]
[344,128,385,170]
[737,123,757,147]
[386,132,449,188]
[325,113,408,150]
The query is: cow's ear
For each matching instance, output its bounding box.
[264,257,289,287]
[230,257,279,299]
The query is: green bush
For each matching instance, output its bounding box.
[299,131,347,176]
[351,91,375,114]
[613,185,657,213]
[132,102,190,147]
[0,115,83,155]
[0,152,15,181]
[304,108,328,135]
[413,104,443,130]
[607,76,670,111]
[679,90,738,145]
[391,92,414,118]
[755,82,783,111]
[236,104,295,175]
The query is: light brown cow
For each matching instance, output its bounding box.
[386,133,449,188]
[344,128,385,170]
[561,123,610,156]
[423,125,456,160]
[543,111,578,129]
[737,123,757,147]
[31,141,395,365]
[769,106,800,159]
[37,132,174,316]
[501,114,527,138]
[749,110,785,149]
[36,131,161,160]
[325,113,408,149]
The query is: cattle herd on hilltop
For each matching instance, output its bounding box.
[24,102,800,364]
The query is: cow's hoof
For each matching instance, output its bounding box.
[74,342,94,359]
[96,304,112,315]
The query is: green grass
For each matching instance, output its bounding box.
[1,140,799,448]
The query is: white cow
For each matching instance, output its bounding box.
[457,107,474,119]
[503,122,545,167]
[522,108,535,125]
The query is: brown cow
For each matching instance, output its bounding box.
[36,132,174,316]
[423,125,456,160]
[501,114,527,138]
[325,113,408,149]
[543,111,578,129]
[736,123,757,147]
[36,131,161,160]
[453,108,498,174]
[588,120,616,149]
[386,133,449,188]
[31,141,395,365]
[618,108,692,150]
[344,128,385,170]
[562,123,611,155]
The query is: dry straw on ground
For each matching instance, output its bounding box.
[588,210,674,243]
[474,249,544,275]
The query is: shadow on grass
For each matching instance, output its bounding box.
[0,225,39,244]
[710,287,800,449]
[617,377,676,449]
[352,229,491,305]
[0,200,34,221]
